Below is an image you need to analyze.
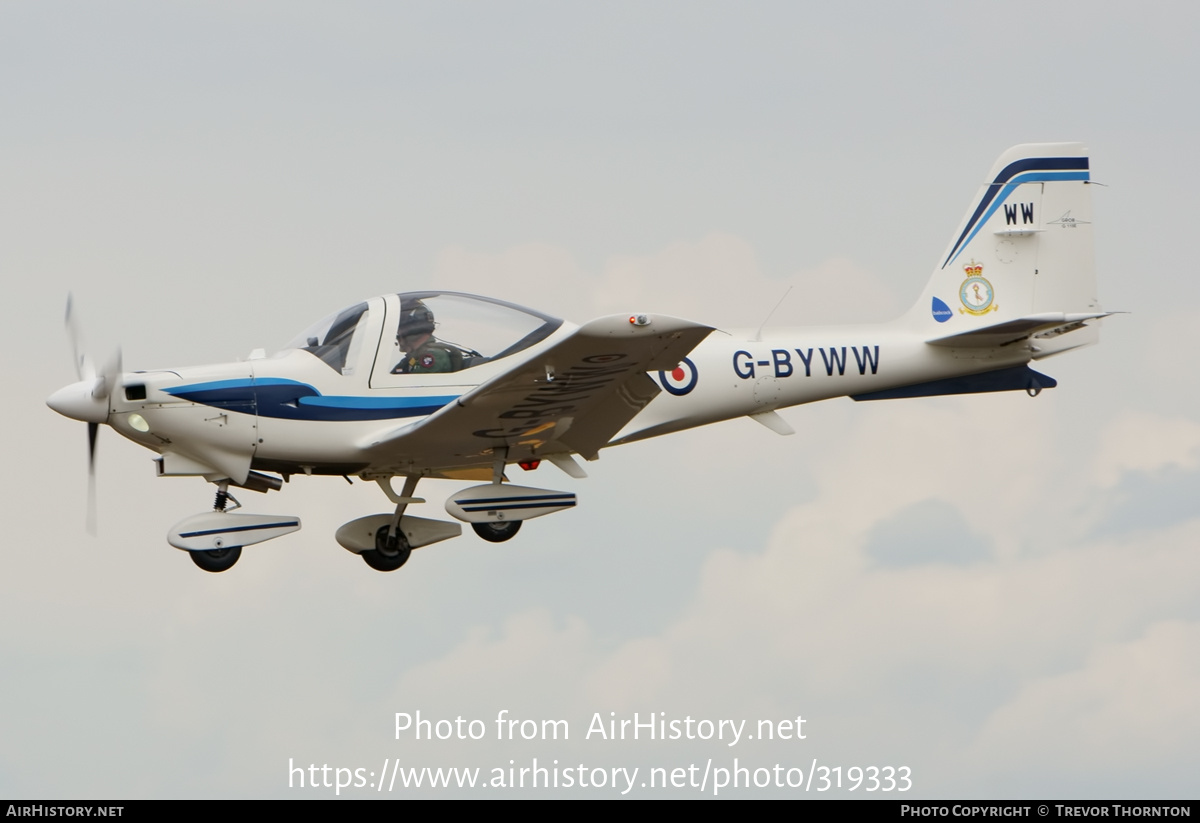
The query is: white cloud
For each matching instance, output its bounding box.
[1092,411,1200,488]
[970,620,1200,793]
[10,1,1200,798]
[333,391,1200,796]
[431,235,903,330]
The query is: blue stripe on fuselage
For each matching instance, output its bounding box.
[164,378,457,422]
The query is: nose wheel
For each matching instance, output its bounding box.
[362,525,412,571]
[185,485,244,573]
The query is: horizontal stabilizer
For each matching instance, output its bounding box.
[926,312,1112,348]
[851,365,1055,402]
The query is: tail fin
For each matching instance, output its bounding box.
[907,143,1102,344]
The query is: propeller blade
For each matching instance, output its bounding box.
[65,293,93,381]
[61,295,114,536]
[86,422,98,535]
[93,348,123,401]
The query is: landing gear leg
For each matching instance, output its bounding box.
[471,447,523,543]
[492,447,507,485]
[189,482,243,573]
[463,447,525,543]
[361,476,421,572]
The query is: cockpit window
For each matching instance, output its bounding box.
[390,292,562,373]
[286,302,369,374]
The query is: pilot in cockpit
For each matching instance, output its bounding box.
[392,300,461,374]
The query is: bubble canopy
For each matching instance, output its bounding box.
[285,291,564,374]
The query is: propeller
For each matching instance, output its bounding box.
[65,294,90,381]
[52,295,122,534]
[87,422,98,534]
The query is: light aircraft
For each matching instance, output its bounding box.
[47,142,1111,573]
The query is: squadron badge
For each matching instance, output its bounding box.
[958,261,997,315]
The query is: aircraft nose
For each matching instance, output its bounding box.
[47,380,110,424]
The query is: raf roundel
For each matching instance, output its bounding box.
[659,357,699,396]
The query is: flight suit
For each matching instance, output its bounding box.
[395,339,458,374]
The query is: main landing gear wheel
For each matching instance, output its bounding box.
[472,520,522,543]
[190,546,242,573]
[362,526,412,571]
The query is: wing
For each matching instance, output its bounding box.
[358,314,712,474]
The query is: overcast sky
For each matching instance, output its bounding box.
[4,1,1198,798]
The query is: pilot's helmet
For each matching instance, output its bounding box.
[397,301,436,339]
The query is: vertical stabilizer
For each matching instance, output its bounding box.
[907,143,1099,337]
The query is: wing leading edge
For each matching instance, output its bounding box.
[359,314,713,473]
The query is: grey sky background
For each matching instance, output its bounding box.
[3,1,1198,797]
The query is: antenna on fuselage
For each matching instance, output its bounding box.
[752,286,793,342]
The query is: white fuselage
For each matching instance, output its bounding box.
[613,320,1030,444]
[100,310,1033,483]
